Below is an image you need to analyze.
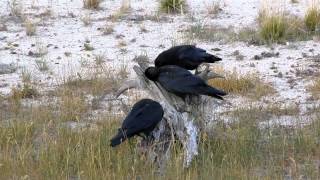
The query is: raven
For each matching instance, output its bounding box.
[145,65,227,100]
[110,99,164,147]
[154,45,222,70]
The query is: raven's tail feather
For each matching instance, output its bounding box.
[110,130,127,147]
[203,86,227,100]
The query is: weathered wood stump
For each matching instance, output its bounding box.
[114,60,224,169]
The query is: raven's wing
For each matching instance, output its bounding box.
[158,66,206,94]
[178,46,221,64]
[122,101,163,136]
[158,66,226,98]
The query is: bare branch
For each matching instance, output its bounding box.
[115,79,141,98]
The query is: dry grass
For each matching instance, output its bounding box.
[255,5,319,44]
[80,13,91,26]
[0,99,319,179]
[108,0,131,22]
[7,84,39,114]
[208,68,275,100]
[120,0,131,13]
[10,84,38,100]
[57,89,88,122]
[24,19,36,36]
[102,25,114,35]
[35,58,49,72]
[191,5,318,45]
[206,0,223,16]
[0,64,319,179]
[159,0,187,14]
[63,76,115,97]
[186,23,236,43]
[308,78,320,99]
[228,104,300,122]
[83,0,101,9]
[8,0,24,19]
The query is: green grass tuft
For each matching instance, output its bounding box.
[259,15,286,43]
[304,7,320,32]
[159,0,187,14]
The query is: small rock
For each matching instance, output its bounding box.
[277,72,283,78]
[28,51,34,56]
[236,54,245,61]
[115,34,125,39]
[231,50,240,56]
[261,51,279,58]
[84,43,94,51]
[64,52,71,57]
[130,38,136,43]
[211,48,221,51]
[0,63,16,75]
[301,52,308,58]
[0,83,9,88]
[253,55,262,60]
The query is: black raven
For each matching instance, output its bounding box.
[145,65,227,100]
[154,45,222,70]
[110,99,164,147]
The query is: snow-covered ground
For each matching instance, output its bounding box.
[0,0,319,125]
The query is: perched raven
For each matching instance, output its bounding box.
[145,65,227,100]
[154,45,222,70]
[110,99,164,147]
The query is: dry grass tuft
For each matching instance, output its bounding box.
[206,0,223,16]
[120,0,131,13]
[83,0,101,9]
[0,78,320,179]
[57,88,88,122]
[308,78,320,99]
[229,104,300,122]
[186,23,236,43]
[24,19,36,36]
[63,76,115,97]
[102,25,114,35]
[8,0,24,19]
[208,68,275,99]
[159,0,187,14]
[80,13,92,26]
[35,58,49,72]
[10,84,38,100]
[256,5,319,44]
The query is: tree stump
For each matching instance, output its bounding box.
[114,60,224,169]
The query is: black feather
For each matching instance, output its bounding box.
[155,45,222,70]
